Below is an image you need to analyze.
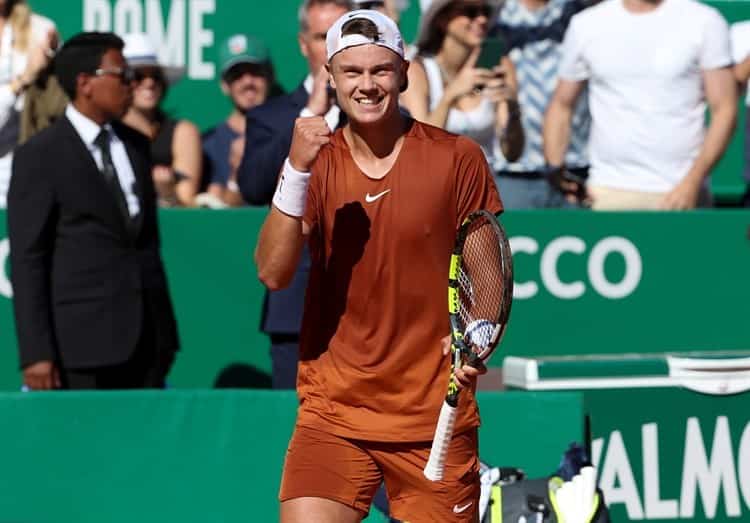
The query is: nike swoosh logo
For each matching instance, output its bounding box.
[453,502,473,514]
[365,189,390,203]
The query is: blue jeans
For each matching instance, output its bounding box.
[494,173,579,209]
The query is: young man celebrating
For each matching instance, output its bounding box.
[255,10,502,523]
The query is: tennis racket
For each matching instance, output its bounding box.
[423,210,514,481]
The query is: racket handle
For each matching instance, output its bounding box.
[423,400,458,481]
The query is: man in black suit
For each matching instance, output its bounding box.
[236,0,351,389]
[7,32,179,390]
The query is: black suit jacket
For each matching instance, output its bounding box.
[7,115,179,369]
[237,83,311,336]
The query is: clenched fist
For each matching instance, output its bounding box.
[288,116,331,172]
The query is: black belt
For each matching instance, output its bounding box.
[496,166,590,181]
[496,170,546,180]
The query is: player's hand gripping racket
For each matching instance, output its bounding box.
[423,210,514,481]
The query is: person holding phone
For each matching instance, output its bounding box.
[121,33,202,207]
[401,0,524,165]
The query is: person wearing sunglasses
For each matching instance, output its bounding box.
[8,32,179,390]
[121,33,202,207]
[401,0,524,170]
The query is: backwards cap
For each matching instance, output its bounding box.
[326,9,404,62]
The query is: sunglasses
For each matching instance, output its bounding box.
[93,67,136,83]
[133,67,166,84]
[223,62,271,83]
[451,3,492,19]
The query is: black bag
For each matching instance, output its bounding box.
[479,464,610,523]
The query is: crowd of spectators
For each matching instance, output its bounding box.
[0,0,747,211]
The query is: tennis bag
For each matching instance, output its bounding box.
[479,463,610,523]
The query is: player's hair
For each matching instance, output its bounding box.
[341,17,381,41]
[54,32,124,100]
[299,0,353,33]
[338,15,409,92]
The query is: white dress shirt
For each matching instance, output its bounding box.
[300,74,341,131]
[65,104,141,217]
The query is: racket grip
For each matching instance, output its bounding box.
[423,400,458,481]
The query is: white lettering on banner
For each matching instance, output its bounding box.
[83,0,214,79]
[598,430,645,519]
[739,423,750,509]
[0,238,11,299]
[510,235,642,300]
[114,0,143,35]
[588,237,642,299]
[642,423,678,518]
[540,236,585,299]
[147,0,185,68]
[508,236,538,299]
[84,0,111,30]
[595,418,750,520]
[188,0,214,79]
[680,417,741,518]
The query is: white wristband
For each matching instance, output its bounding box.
[272,158,311,217]
[299,107,316,118]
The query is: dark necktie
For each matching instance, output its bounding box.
[94,129,131,224]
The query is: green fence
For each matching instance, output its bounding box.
[0,389,585,523]
[25,0,750,201]
[1,209,749,390]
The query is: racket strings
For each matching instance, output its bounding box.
[457,218,510,353]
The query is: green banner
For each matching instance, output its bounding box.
[1,209,749,390]
[0,390,585,523]
[588,388,750,523]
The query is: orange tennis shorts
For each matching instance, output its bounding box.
[279,424,480,522]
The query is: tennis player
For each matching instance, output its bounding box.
[255,9,503,523]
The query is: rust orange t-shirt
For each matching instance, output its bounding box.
[298,119,503,442]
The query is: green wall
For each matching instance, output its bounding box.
[1,209,749,390]
[0,390,585,523]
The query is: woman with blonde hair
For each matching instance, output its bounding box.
[122,33,201,207]
[401,0,524,166]
[0,0,57,207]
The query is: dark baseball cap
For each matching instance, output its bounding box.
[218,34,271,77]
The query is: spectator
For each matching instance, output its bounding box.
[400,0,524,166]
[121,33,202,207]
[7,32,179,390]
[543,0,737,210]
[18,61,68,144]
[199,34,280,209]
[730,20,750,207]
[492,0,591,208]
[236,0,352,390]
[0,0,57,208]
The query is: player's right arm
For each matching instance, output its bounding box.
[254,116,330,290]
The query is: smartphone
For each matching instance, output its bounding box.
[476,36,507,69]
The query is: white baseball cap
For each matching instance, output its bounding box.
[326,9,405,62]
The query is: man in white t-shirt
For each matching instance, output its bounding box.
[730,20,750,207]
[543,0,737,210]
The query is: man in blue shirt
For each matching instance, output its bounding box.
[200,34,281,207]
